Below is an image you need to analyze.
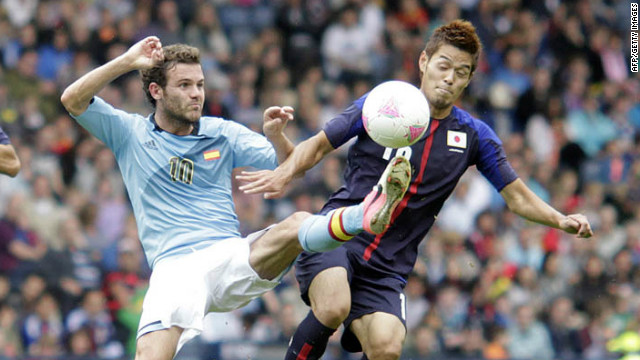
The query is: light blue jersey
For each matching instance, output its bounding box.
[72,97,278,268]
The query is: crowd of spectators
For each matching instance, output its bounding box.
[0,0,638,359]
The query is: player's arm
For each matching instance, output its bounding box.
[473,118,592,238]
[0,144,20,177]
[500,178,592,238]
[237,130,335,199]
[61,37,164,116]
[262,106,295,164]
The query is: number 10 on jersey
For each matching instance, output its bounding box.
[169,157,194,184]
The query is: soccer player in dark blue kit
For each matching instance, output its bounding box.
[0,125,20,177]
[238,20,593,360]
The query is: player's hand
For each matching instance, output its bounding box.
[263,106,294,138]
[560,213,593,238]
[123,37,164,71]
[236,168,291,199]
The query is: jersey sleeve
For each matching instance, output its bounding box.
[474,121,518,191]
[226,121,278,170]
[70,97,135,153]
[0,126,10,145]
[322,95,367,148]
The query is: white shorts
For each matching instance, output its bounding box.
[136,228,280,352]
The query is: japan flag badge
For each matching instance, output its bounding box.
[447,130,467,149]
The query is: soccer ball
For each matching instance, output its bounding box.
[362,80,430,148]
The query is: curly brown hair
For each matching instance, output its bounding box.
[424,20,482,75]
[140,44,201,107]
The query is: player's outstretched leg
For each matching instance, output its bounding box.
[297,156,411,252]
[298,206,362,252]
[362,155,411,234]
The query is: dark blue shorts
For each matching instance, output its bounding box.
[295,246,407,352]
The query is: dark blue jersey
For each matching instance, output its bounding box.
[0,126,10,145]
[319,94,518,279]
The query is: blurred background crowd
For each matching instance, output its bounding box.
[0,0,638,359]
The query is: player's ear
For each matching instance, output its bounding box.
[418,51,428,74]
[149,82,163,100]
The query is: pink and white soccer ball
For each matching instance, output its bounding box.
[362,80,430,148]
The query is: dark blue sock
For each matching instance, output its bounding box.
[284,311,336,360]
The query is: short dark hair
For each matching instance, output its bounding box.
[140,44,201,107]
[424,20,482,74]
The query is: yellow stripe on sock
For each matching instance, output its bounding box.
[329,208,354,242]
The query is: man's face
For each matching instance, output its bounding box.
[419,44,473,117]
[516,305,534,329]
[157,63,205,124]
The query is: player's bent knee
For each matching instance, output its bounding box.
[287,211,312,227]
[314,302,350,325]
[278,211,311,245]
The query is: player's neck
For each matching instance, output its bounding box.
[430,105,453,120]
[154,111,195,136]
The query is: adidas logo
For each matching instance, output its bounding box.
[143,139,158,150]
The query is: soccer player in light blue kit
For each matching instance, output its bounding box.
[60,37,412,360]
